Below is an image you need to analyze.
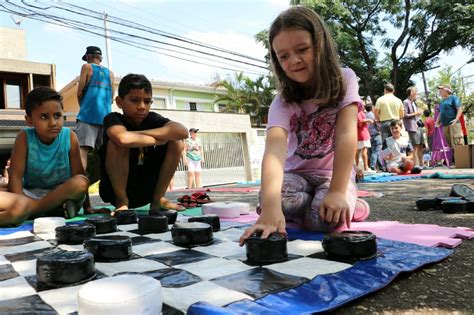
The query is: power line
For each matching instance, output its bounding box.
[0,3,269,76]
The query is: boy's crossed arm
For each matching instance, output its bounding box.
[107,121,188,148]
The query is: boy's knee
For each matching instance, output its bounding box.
[71,174,90,192]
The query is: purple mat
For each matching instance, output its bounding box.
[350,221,474,248]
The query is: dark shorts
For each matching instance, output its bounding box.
[99,143,168,208]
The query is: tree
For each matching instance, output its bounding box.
[289,0,473,101]
[214,72,275,127]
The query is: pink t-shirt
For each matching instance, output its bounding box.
[267,68,362,177]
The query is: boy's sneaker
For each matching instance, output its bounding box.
[63,200,80,219]
[363,169,376,175]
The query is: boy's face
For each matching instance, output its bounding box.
[25,100,64,144]
[116,89,152,126]
[390,124,402,138]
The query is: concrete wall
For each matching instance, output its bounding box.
[0,27,26,60]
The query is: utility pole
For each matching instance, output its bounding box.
[103,12,112,69]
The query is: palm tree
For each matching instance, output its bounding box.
[214,72,275,127]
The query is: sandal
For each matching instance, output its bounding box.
[177,195,198,208]
[63,200,80,219]
[191,192,213,205]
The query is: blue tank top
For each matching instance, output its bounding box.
[23,128,71,189]
[77,64,112,125]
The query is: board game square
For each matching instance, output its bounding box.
[162,280,252,312]
[287,239,324,256]
[57,243,85,251]
[176,257,254,280]
[24,271,108,293]
[117,223,138,231]
[0,240,53,257]
[11,259,36,277]
[38,283,82,314]
[117,268,202,288]
[145,249,216,266]
[133,241,182,257]
[162,303,185,315]
[0,231,34,240]
[0,294,55,313]
[0,264,19,281]
[0,276,36,301]
[214,228,247,243]
[192,240,245,257]
[224,253,302,266]
[4,248,57,263]
[0,236,40,247]
[211,267,308,299]
[130,236,162,246]
[266,257,352,279]
[144,230,173,241]
[95,258,169,276]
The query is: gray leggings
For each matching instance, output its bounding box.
[261,172,357,232]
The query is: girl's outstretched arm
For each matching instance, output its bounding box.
[319,103,358,229]
[239,126,288,246]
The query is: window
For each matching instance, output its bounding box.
[189,102,197,111]
[6,83,21,109]
[151,97,166,109]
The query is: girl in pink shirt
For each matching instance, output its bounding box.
[240,7,364,245]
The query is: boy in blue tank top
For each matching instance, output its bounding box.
[0,87,89,226]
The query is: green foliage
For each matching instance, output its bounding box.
[214,72,275,127]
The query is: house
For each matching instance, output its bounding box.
[0,27,57,167]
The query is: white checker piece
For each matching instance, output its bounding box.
[193,240,246,257]
[0,276,36,301]
[162,280,252,312]
[132,241,182,257]
[175,257,254,280]
[0,240,53,256]
[38,284,82,314]
[266,257,352,280]
[286,239,325,256]
[95,258,168,276]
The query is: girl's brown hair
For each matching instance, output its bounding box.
[269,6,345,105]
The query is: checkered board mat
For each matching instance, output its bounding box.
[0,218,452,314]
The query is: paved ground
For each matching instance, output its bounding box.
[91,176,474,314]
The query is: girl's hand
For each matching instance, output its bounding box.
[239,211,286,246]
[319,191,351,229]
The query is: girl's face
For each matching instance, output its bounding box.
[272,29,315,84]
[25,100,64,144]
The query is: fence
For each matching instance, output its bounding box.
[173,132,247,188]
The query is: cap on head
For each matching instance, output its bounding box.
[189,128,199,133]
[82,46,102,61]
[438,84,453,94]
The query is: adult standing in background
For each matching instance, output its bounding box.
[436,84,463,149]
[374,83,405,145]
[365,104,382,171]
[184,128,204,189]
[403,86,424,167]
[76,46,114,213]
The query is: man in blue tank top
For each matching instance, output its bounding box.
[76,46,114,214]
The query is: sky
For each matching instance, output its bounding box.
[0,0,472,93]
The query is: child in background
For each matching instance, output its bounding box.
[99,74,188,212]
[240,7,363,244]
[0,87,89,226]
[381,120,414,174]
[356,107,374,174]
[423,109,435,153]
